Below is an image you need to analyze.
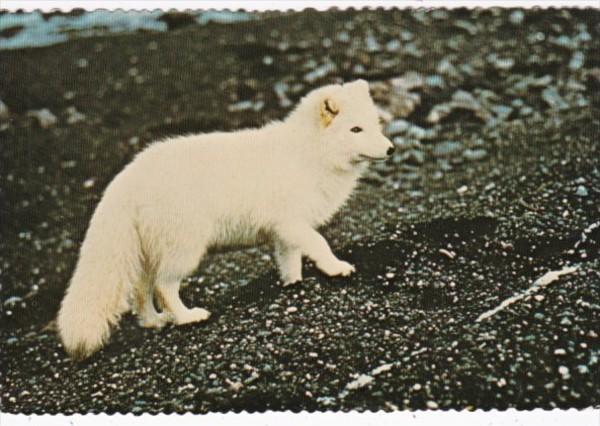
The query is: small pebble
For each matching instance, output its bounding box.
[27,109,57,128]
[426,400,439,409]
[569,51,585,71]
[577,365,589,374]
[385,119,410,136]
[432,141,463,157]
[66,106,86,124]
[463,148,488,161]
[558,366,570,379]
[575,185,588,197]
[509,10,525,25]
[0,100,8,120]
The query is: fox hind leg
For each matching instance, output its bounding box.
[155,281,211,325]
[154,245,211,326]
[135,280,172,328]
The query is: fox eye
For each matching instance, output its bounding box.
[350,126,363,133]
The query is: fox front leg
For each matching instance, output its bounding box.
[274,240,303,286]
[276,222,355,278]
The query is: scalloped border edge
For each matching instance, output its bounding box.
[1,0,600,12]
[2,408,600,423]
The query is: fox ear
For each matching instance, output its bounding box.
[320,97,339,127]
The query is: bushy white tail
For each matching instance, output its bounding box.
[57,194,141,360]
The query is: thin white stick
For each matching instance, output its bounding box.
[476,266,578,322]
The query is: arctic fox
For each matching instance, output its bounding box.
[57,79,395,359]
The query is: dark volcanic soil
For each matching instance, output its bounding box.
[1,8,599,413]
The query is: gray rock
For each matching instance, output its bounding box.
[352,64,366,75]
[400,30,413,41]
[406,125,429,140]
[399,149,425,165]
[509,10,525,25]
[542,87,569,110]
[575,185,588,197]
[512,98,524,108]
[511,75,553,96]
[392,136,421,151]
[403,42,423,58]
[551,35,578,50]
[426,400,439,409]
[427,103,453,124]
[425,75,445,88]
[365,35,382,52]
[228,100,264,112]
[463,148,488,161]
[427,90,492,123]
[437,58,460,78]
[385,119,410,136]
[454,20,478,36]
[27,109,58,128]
[487,53,515,71]
[491,105,513,121]
[0,99,9,120]
[304,62,337,83]
[336,31,350,43]
[577,365,590,374]
[390,72,424,91]
[388,91,421,118]
[273,81,292,108]
[385,39,401,52]
[560,317,573,326]
[432,141,463,157]
[520,106,534,116]
[568,52,585,71]
[66,106,86,124]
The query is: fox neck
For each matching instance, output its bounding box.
[309,163,363,227]
[267,117,367,226]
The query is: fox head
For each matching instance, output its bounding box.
[291,80,395,172]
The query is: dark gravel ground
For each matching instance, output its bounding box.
[1,8,599,413]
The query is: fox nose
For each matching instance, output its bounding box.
[387,145,395,156]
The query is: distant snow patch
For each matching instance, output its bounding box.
[0,11,254,50]
[0,11,166,49]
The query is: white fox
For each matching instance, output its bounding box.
[57,80,395,359]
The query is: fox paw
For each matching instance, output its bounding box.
[138,312,172,329]
[320,260,356,277]
[174,308,211,325]
[282,278,302,287]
